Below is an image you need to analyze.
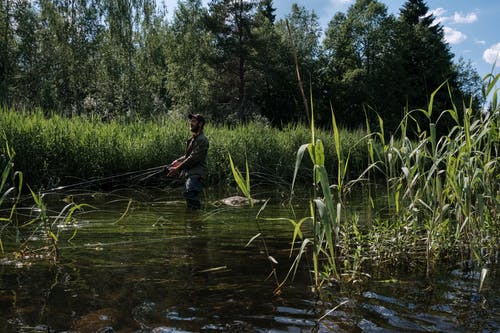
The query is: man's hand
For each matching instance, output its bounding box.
[167,164,180,177]
[167,159,183,177]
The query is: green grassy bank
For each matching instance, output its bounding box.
[0,108,370,189]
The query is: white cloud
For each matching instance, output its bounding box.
[430,7,449,24]
[452,12,478,24]
[483,43,500,67]
[430,7,447,17]
[429,8,478,26]
[443,27,467,44]
[475,39,486,45]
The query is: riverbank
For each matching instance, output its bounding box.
[0,108,370,189]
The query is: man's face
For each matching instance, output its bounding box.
[190,118,201,132]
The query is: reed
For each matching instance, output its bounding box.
[367,75,499,273]
[228,153,252,204]
[262,72,499,289]
[0,109,369,190]
[1,139,93,260]
[0,141,23,254]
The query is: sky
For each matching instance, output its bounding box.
[161,0,500,78]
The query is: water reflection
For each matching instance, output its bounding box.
[0,187,498,332]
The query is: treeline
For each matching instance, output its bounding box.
[0,0,482,132]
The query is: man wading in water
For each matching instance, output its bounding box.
[167,114,209,210]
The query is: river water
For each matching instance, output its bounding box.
[0,187,498,332]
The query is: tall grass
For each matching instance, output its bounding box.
[0,110,187,187]
[0,142,23,254]
[1,140,91,260]
[361,76,499,274]
[258,73,499,290]
[0,109,369,190]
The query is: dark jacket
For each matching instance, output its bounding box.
[179,132,209,179]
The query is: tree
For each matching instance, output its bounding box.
[452,57,482,114]
[207,0,259,122]
[256,0,274,23]
[395,0,456,134]
[32,0,105,114]
[323,0,394,129]
[322,0,469,135]
[251,0,295,124]
[399,0,435,29]
[275,3,322,123]
[0,0,14,105]
[165,0,215,116]
[133,0,170,116]
[11,0,40,108]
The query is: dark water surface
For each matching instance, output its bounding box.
[0,187,498,332]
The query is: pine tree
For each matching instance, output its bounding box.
[397,0,456,134]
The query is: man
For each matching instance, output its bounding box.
[167,113,209,210]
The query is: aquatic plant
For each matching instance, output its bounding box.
[0,141,23,254]
[228,152,252,205]
[0,140,91,261]
[359,75,499,274]
[0,109,369,190]
[264,72,500,290]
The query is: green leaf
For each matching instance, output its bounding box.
[229,153,251,200]
[426,81,447,120]
[291,143,311,195]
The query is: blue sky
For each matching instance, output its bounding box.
[273,0,500,78]
[162,0,500,78]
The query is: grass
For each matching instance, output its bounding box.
[246,73,499,291]
[0,109,370,190]
[0,140,92,260]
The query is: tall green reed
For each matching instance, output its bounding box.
[0,108,369,190]
[0,141,23,254]
[366,74,499,271]
[275,72,498,289]
[228,153,252,205]
[288,97,345,286]
[1,139,91,260]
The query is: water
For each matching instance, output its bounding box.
[0,187,498,332]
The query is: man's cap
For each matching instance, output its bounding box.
[188,113,205,124]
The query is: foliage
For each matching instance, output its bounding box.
[0,140,23,253]
[247,71,499,291]
[1,140,91,260]
[0,0,483,131]
[166,0,214,116]
[364,74,499,271]
[228,152,251,203]
[0,108,370,189]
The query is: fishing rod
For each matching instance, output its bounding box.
[43,164,171,194]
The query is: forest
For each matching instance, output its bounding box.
[0,0,484,133]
